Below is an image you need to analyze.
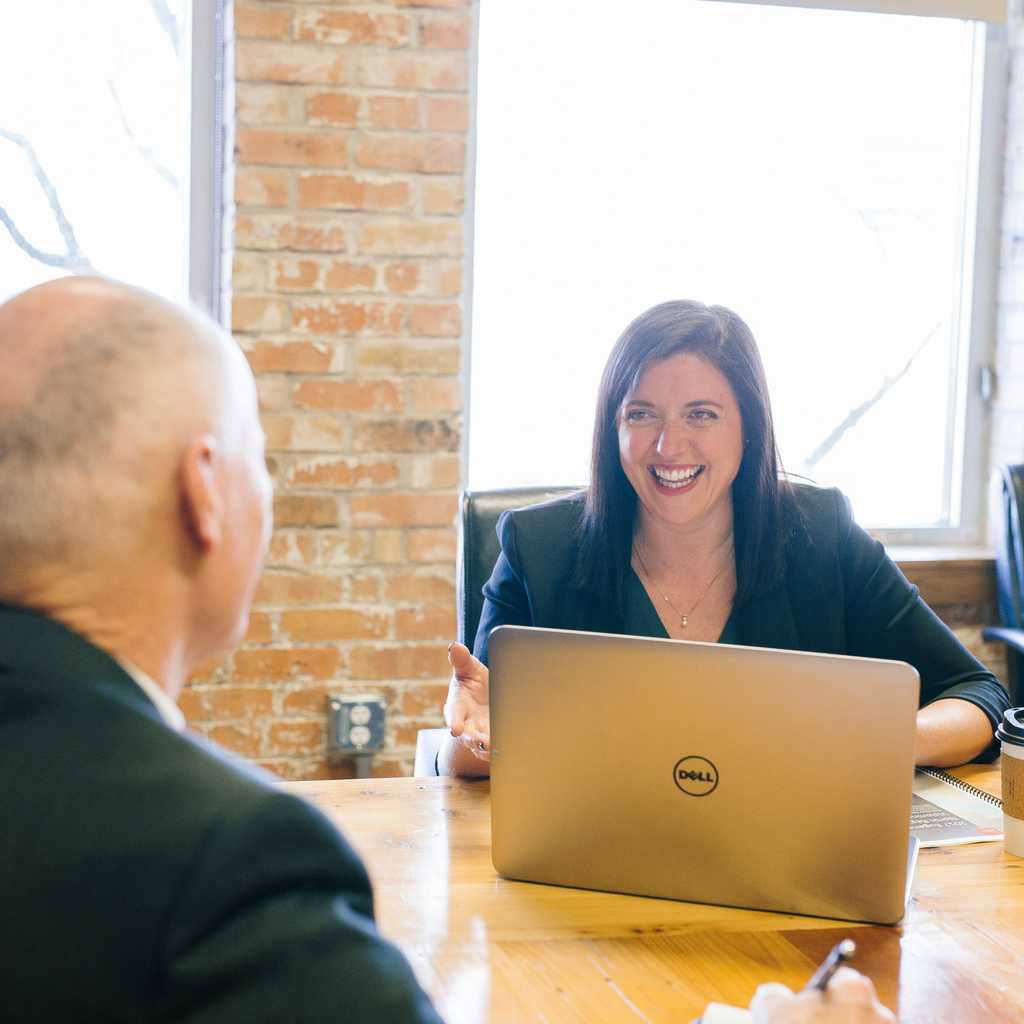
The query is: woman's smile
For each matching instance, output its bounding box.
[648,463,705,492]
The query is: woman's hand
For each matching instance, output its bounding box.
[443,642,491,763]
[749,967,895,1023]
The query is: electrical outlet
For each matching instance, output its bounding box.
[327,695,386,753]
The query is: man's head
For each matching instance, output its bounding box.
[0,276,272,677]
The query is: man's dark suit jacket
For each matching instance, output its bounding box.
[474,484,1009,734]
[0,605,443,1023]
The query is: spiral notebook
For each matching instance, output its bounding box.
[911,768,1003,847]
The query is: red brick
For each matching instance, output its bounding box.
[294,378,401,412]
[267,720,326,756]
[349,572,382,602]
[409,302,461,337]
[425,95,469,131]
[288,457,398,489]
[357,341,460,374]
[383,572,455,604]
[407,528,456,562]
[272,258,320,290]
[421,178,463,215]
[232,296,289,332]
[281,608,390,641]
[384,262,421,294]
[298,174,411,211]
[256,571,343,605]
[235,169,290,207]
[233,253,267,291]
[293,300,406,336]
[355,135,463,173]
[207,723,263,758]
[191,686,276,720]
[290,415,350,451]
[236,214,349,252]
[396,607,456,640]
[186,653,231,685]
[245,612,275,644]
[178,688,204,722]
[321,531,374,565]
[352,418,458,453]
[235,5,291,39]
[358,220,461,256]
[324,261,377,291]
[237,129,348,168]
[246,340,332,373]
[393,0,470,7]
[296,10,410,46]
[274,493,337,528]
[282,686,331,716]
[348,644,448,680]
[350,493,457,527]
[237,83,292,124]
[233,647,343,681]
[267,530,318,568]
[368,95,419,130]
[373,530,405,563]
[436,261,462,296]
[399,683,449,716]
[411,453,460,489]
[358,53,467,91]
[419,13,471,49]
[408,377,461,413]
[305,91,361,126]
[236,41,347,85]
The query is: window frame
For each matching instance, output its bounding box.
[187,0,227,323]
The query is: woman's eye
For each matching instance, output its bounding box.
[689,408,717,423]
[625,409,650,423]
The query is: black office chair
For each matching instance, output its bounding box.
[457,486,581,646]
[982,464,1024,706]
[412,485,579,776]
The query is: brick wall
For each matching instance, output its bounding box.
[182,0,472,779]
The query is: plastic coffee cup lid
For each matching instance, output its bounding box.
[996,708,1024,746]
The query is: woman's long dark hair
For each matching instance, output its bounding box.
[575,300,791,625]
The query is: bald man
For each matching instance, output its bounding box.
[0,277,442,1023]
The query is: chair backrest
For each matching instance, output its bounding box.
[995,464,1024,629]
[457,487,581,647]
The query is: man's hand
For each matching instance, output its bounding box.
[749,967,896,1023]
[443,642,491,763]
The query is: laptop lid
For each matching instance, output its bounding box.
[489,626,920,925]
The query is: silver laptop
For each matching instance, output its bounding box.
[489,626,920,925]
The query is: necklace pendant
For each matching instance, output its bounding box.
[680,614,688,628]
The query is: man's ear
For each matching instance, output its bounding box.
[180,435,222,552]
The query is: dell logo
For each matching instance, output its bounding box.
[673,756,718,796]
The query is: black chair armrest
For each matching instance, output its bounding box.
[982,626,1024,657]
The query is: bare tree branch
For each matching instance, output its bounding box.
[0,129,96,273]
[106,80,179,191]
[803,321,943,470]
[149,0,181,56]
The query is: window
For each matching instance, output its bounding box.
[468,0,1004,543]
[0,0,224,316]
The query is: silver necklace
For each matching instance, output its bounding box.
[633,545,732,629]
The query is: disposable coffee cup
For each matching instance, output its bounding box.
[996,708,1024,857]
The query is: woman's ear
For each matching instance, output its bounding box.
[179,435,222,553]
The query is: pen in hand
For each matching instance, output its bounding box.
[803,938,857,992]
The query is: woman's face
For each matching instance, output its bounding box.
[617,351,744,535]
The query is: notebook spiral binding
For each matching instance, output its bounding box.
[919,767,1003,809]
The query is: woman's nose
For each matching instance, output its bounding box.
[656,417,689,457]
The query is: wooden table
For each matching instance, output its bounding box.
[283,765,1023,1023]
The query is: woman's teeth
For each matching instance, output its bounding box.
[651,466,703,488]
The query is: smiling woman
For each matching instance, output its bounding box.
[439,300,1010,779]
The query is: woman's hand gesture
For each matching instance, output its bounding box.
[443,642,491,763]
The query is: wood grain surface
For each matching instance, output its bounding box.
[284,765,1022,1023]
